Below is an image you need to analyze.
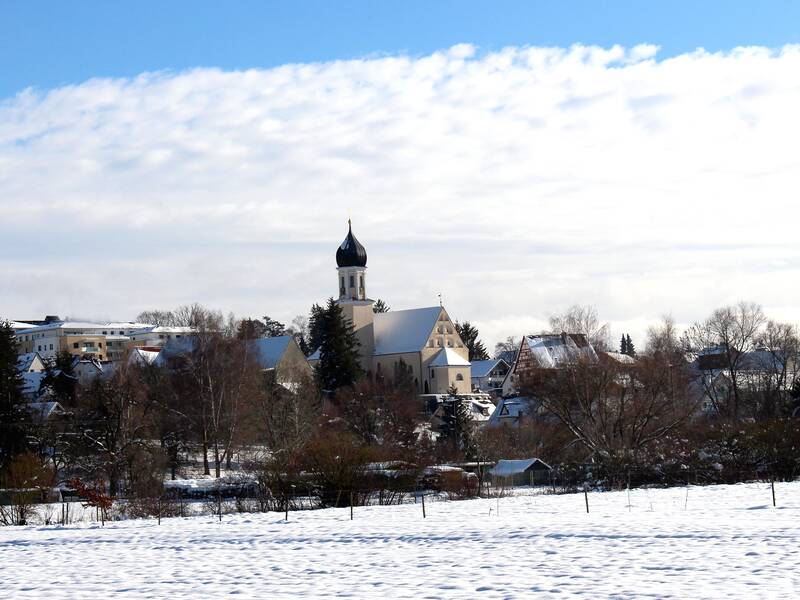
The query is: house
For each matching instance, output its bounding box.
[14,320,152,362]
[17,352,46,373]
[26,401,68,423]
[501,333,599,397]
[250,335,313,385]
[470,358,510,395]
[490,458,552,487]
[487,396,542,427]
[128,347,161,367]
[21,371,47,400]
[314,221,485,399]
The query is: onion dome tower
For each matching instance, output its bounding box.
[336,220,368,301]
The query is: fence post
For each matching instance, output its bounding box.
[771,477,776,507]
[350,492,353,520]
[584,487,589,514]
[421,493,426,519]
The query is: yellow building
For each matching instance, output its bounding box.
[332,221,473,396]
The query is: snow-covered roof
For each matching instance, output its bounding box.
[129,326,196,336]
[8,320,37,330]
[17,352,43,372]
[14,321,152,334]
[128,348,160,366]
[487,396,539,426]
[602,351,636,364]
[27,401,66,420]
[470,358,508,378]
[490,458,551,477]
[524,333,598,368]
[21,372,46,397]
[373,306,442,355]
[250,336,293,369]
[307,347,321,362]
[429,347,470,367]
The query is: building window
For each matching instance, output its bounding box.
[37,345,41,351]
[447,340,453,347]
[102,331,107,335]
[431,370,435,378]
[436,339,442,347]
[349,275,355,287]
[49,344,53,350]
[73,343,79,349]
[98,343,103,348]
[456,374,464,381]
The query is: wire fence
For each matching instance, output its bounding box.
[6,467,793,528]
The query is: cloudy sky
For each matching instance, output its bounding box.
[2,3,799,350]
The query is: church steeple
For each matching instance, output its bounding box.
[336,219,367,268]
[336,220,368,301]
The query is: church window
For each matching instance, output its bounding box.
[431,369,435,378]
[436,339,442,347]
[456,374,464,381]
[349,275,354,287]
[447,340,453,347]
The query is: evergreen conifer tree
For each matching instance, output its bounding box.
[306,303,326,354]
[42,351,77,406]
[454,321,489,361]
[0,322,28,471]
[625,334,636,356]
[315,298,363,392]
[620,334,628,355]
[372,299,390,313]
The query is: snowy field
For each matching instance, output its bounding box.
[1,482,798,599]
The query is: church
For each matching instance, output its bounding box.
[329,221,473,396]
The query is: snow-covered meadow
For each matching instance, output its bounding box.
[1,482,798,598]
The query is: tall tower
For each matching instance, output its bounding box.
[336,219,368,301]
[335,220,375,374]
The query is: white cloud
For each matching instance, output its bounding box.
[2,44,799,349]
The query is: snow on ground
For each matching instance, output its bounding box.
[1,482,798,598]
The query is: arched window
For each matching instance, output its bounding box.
[456,373,464,381]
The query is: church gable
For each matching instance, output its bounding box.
[423,308,466,352]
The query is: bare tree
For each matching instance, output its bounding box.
[683,302,767,420]
[549,305,610,350]
[645,315,682,358]
[494,336,519,358]
[750,320,800,418]
[519,354,696,480]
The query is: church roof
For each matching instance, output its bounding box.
[429,348,471,367]
[373,306,442,355]
[336,220,367,268]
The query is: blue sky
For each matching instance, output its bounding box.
[2,1,800,346]
[2,0,799,99]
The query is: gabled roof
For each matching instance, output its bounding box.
[470,358,509,378]
[373,306,442,355]
[429,348,470,367]
[128,348,160,366]
[27,401,67,420]
[490,458,551,476]
[21,372,46,397]
[250,336,293,369]
[17,352,43,372]
[523,333,598,368]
